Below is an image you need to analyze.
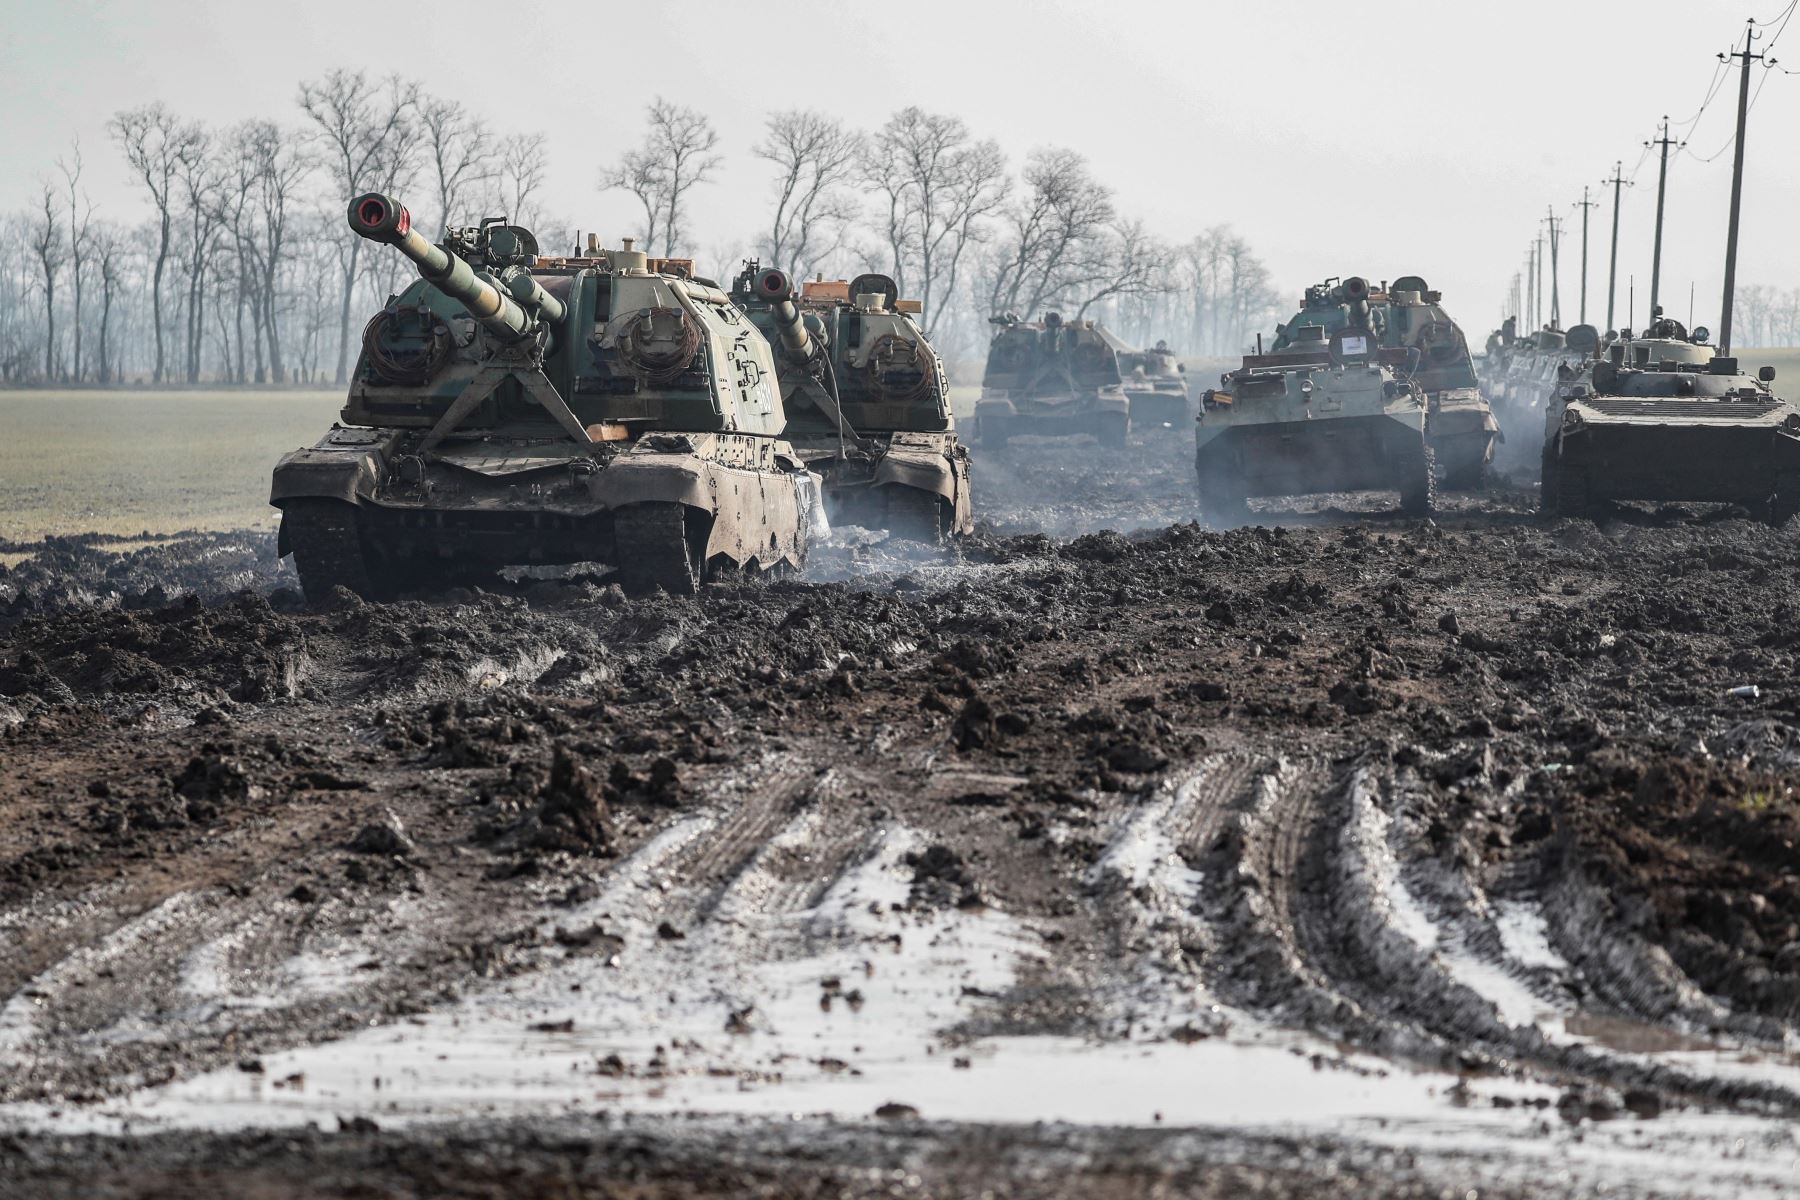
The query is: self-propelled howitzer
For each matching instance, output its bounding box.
[729,264,971,542]
[269,194,822,599]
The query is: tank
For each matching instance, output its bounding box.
[1541,314,1800,520]
[975,313,1131,447]
[269,194,821,600]
[1271,275,1498,488]
[1197,302,1434,521]
[1110,335,1192,427]
[728,264,971,542]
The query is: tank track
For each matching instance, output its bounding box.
[613,503,703,596]
[1554,464,1590,518]
[885,488,944,545]
[1538,444,1560,514]
[1769,473,1800,527]
[282,499,394,603]
[1091,411,1129,449]
[1397,441,1437,516]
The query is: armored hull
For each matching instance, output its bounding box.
[977,314,1130,447]
[730,267,971,543]
[1197,337,1433,522]
[1542,319,1800,520]
[272,195,818,600]
[1271,275,1496,488]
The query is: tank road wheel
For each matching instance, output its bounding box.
[1398,440,1437,516]
[885,488,944,545]
[1197,464,1251,528]
[282,499,395,604]
[1554,464,1591,519]
[613,503,705,596]
[1442,460,1491,492]
[1093,411,1129,449]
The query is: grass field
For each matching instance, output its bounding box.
[0,390,343,543]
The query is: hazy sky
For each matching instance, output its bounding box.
[2,0,1795,337]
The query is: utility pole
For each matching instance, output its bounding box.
[1534,232,1545,329]
[1604,160,1630,331]
[1546,207,1564,329]
[1646,118,1680,317]
[1718,20,1771,355]
[1575,187,1598,325]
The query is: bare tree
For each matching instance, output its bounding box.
[417,96,496,235]
[175,127,225,383]
[986,147,1113,319]
[240,120,310,384]
[58,142,94,382]
[297,69,418,385]
[28,183,64,380]
[496,132,548,227]
[862,108,1009,337]
[90,222,126,384]
[111,103,203,384]
[754,110,862,280]
[602,99,721,257]
[1074,219,1170,319]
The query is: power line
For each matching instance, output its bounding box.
[1684,67,1773,162]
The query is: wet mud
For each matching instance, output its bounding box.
[4,431,1800,1197]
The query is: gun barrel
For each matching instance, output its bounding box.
[752,267,816,363]
[347,193,535,342]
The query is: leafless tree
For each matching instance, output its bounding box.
[754,110,862,281]
[417,96,496,235]
[28,183,64,380]
[862,108,1009,337]
[496,132,548,227]
[235,120,310,384]
[1074,219,1170,319]
[90,222,127,384]
[602,99,721,257]
[986,148,1113,319]
[58,142,95,382]
[297,69,419,385]
[111,103,203,383]
[169,127,229,383]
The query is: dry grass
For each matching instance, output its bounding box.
[0,390,343,543]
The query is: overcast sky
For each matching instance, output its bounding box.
[2,0,1795,338]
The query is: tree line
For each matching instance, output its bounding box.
[0,75,1289,388]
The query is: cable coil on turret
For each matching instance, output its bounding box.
[613,307,702,385]
[865,334,936,402]
[361,308,454,385]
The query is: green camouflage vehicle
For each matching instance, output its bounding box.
[1197,292,1434,522]
[1110,335,1192,427]
[270,194,820,600]
[728,264,971,542]
[1542,315,1800,520]
[1271,275,1497,488]
[976,312,1131,447]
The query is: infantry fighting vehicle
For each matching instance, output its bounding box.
[976,313,1131,447]
[1111,335,1191,426]
[1541,315,1800,520]
[270,194,820,600]
[729,264,971,542]
[1198,294,1434,521]
[1271,276,1497,487]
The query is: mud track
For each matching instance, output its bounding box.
[5,434,1800,1197]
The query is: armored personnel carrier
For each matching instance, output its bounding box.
[976,313,1131,447]
[1197,298,1434,522]
[1271,276,1497,488]
[270,194,819,600]
[1111,335,1191,426]
[1541,315,1800,521]
[729,264,971,542]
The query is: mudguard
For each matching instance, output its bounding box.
[269,427,399,507]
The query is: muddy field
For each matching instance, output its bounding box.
[4,428,1800,1198]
